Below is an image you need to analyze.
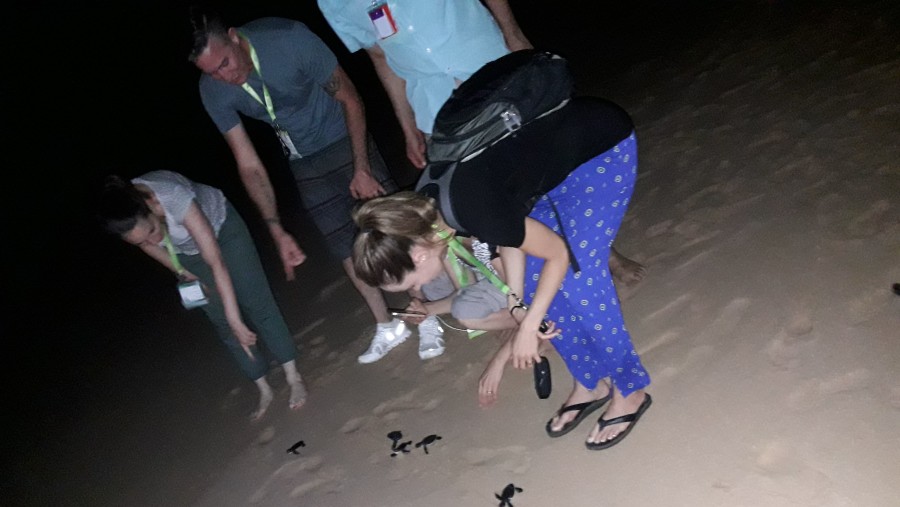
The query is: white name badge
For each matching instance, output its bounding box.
[275,126,302,160]
[178,280,209,309]
[368,2,397,39]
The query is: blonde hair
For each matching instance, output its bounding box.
[352,192,444,287]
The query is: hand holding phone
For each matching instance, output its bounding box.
[388,303,429,325]
[388,308,426,318]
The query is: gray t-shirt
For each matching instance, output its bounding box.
[198,17,347,156]
[131,171,227,256]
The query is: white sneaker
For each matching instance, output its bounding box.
[417,315,446,360]
[358,319,411,364]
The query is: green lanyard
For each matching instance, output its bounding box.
[162,231,186,276]
[432,227,529,340]
[432,227,510,296]
[238,34,277,123]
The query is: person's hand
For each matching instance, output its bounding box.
[510,323,543,370]
[402,298,428,325]
[349,169,385,200]
[537,320,562,340]
[177,270,199,283]
[404,129,427,169]
[272,230,307,281]
[505,34,532,52]
[230,321,258,359]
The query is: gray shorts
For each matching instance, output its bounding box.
[289,135,397,260]
[421,272,507,321]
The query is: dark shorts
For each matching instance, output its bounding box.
[289,135,397,260]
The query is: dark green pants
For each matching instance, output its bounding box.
[179,202,295,380]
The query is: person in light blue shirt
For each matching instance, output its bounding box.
[317,0,532,169]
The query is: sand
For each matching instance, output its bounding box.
[8,2,899,506]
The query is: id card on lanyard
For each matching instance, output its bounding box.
[273,123,302,160]
[368,1,397,39]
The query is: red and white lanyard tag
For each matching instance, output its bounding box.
[238,34,302,160]
[368,1,398,39]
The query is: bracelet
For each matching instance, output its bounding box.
[263,217,281,225]
[509,303,527,318]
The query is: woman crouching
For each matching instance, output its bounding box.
[352,96,652,450]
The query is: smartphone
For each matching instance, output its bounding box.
[388,308,426,318]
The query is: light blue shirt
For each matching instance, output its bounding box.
[318,0,509,133]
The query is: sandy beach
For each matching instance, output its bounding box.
[6,2,899,506]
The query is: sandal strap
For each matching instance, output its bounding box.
[556,400,595,416]
[598,412,638,428]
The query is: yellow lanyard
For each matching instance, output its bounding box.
[238,34,277,123]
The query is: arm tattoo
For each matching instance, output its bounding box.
[324,72,342,97]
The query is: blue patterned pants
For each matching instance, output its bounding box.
[524,132,650,396]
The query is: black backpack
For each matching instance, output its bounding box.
[426,49,574,164]
[416,49,574,233]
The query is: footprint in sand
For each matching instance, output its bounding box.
[340,417,366,435]
[767,312,816,371]
[765,332,802,370]
[642,293,693,323]
[751,440,838,504]
[464,446,531,475]
[373,391,443,419]
[817,368,872,396]
[316,278,349,301]
[294,318,326,341]
[257,426,277,445]
[340,392,443,434]
[287,464,345,499]
[704,298,752,337]
[247,456,339,503]
[847,199,891,238]
[638,330,681,356]
[817,195,892,238]
[786,369,872,409]
[846,287,893,325]
[645,219,674,238]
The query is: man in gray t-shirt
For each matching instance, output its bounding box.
[189,12,411,361]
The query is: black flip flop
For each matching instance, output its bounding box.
[585,394,652,450]
[545,392,612,438]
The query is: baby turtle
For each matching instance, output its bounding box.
[286,440,306,455]
[387,430,403,449]
[390,440,413,457]
[415,434,443,454]
[495,483,523,507]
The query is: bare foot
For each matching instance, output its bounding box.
[547,380,611,433]
[289,379,308,411]
[609,247,647,287]
[586,389,647,445]
[250,384,274,422]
